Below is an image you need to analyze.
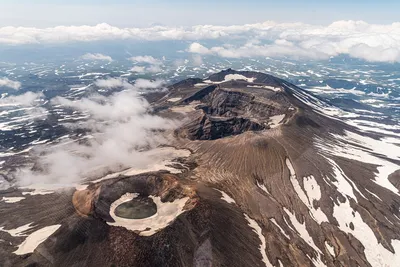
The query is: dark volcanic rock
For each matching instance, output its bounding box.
[180,112,265,140]
[183,85,218,103]
[166,72,295,140]
[389,170,400,190]
[329,97,370,110]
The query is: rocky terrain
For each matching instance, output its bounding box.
[1,69,400,267]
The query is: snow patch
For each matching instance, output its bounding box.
[21,189,54,196]
[270,218,290,239]
[325,241,335,257]
[247,85,282,92]
[284,208,322,254]
[215,189,236,204]
[194,82,209,87]
[286,158,309,206]
[170,101,200,113]
[244,213,273,267]
[286,159,328,224]
[204,74,256,84]
[284,83,342,119]
[269,114,285,129]
[346,119,400,137]
[365,188,383,202]
[257,180,271,195]
[167,97,182,102]
[13,225,61,255]
[316,130,400,196]
[0,223,34,237]
[323,158,362,201]
[284,208,326,267]
[333,198,400,267]
[1,196,25,203]
[303,176,321,202]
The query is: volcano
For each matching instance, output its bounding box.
[1,69,400,267]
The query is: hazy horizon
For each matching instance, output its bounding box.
[1,0,400,27]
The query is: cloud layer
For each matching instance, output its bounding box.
[130,56,162,65]
[129,55,164,73]
[0,77,22,90]
[186,21,400,62]
[1,21,400,62]
[0,91,43,106]
[16,78,176,186]
[81,53,113,62]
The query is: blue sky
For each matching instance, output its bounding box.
[1,0,399,27]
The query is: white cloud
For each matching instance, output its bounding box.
[94,77,131,89]
[1,21,400,62]
[0,77,21,90]
[130,65,163,74]
[348,44,400,63]
[53,90,148,121]
[0,92,43,106]
[130,66,146,73]
[134,78,165,89]
[174,59,189,68]
[187,20,400,62]
[81,53,113,62]
[17,78,176,186]
[129,55,164,73]
[0,92,47,118]
[129,55,162,65]
[92,77,164,91]
[191,54,203,66]
[190,42,330,60]
[145,65,163,73]
[188,42,211,54]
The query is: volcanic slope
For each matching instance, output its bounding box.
[1,69,400,267]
